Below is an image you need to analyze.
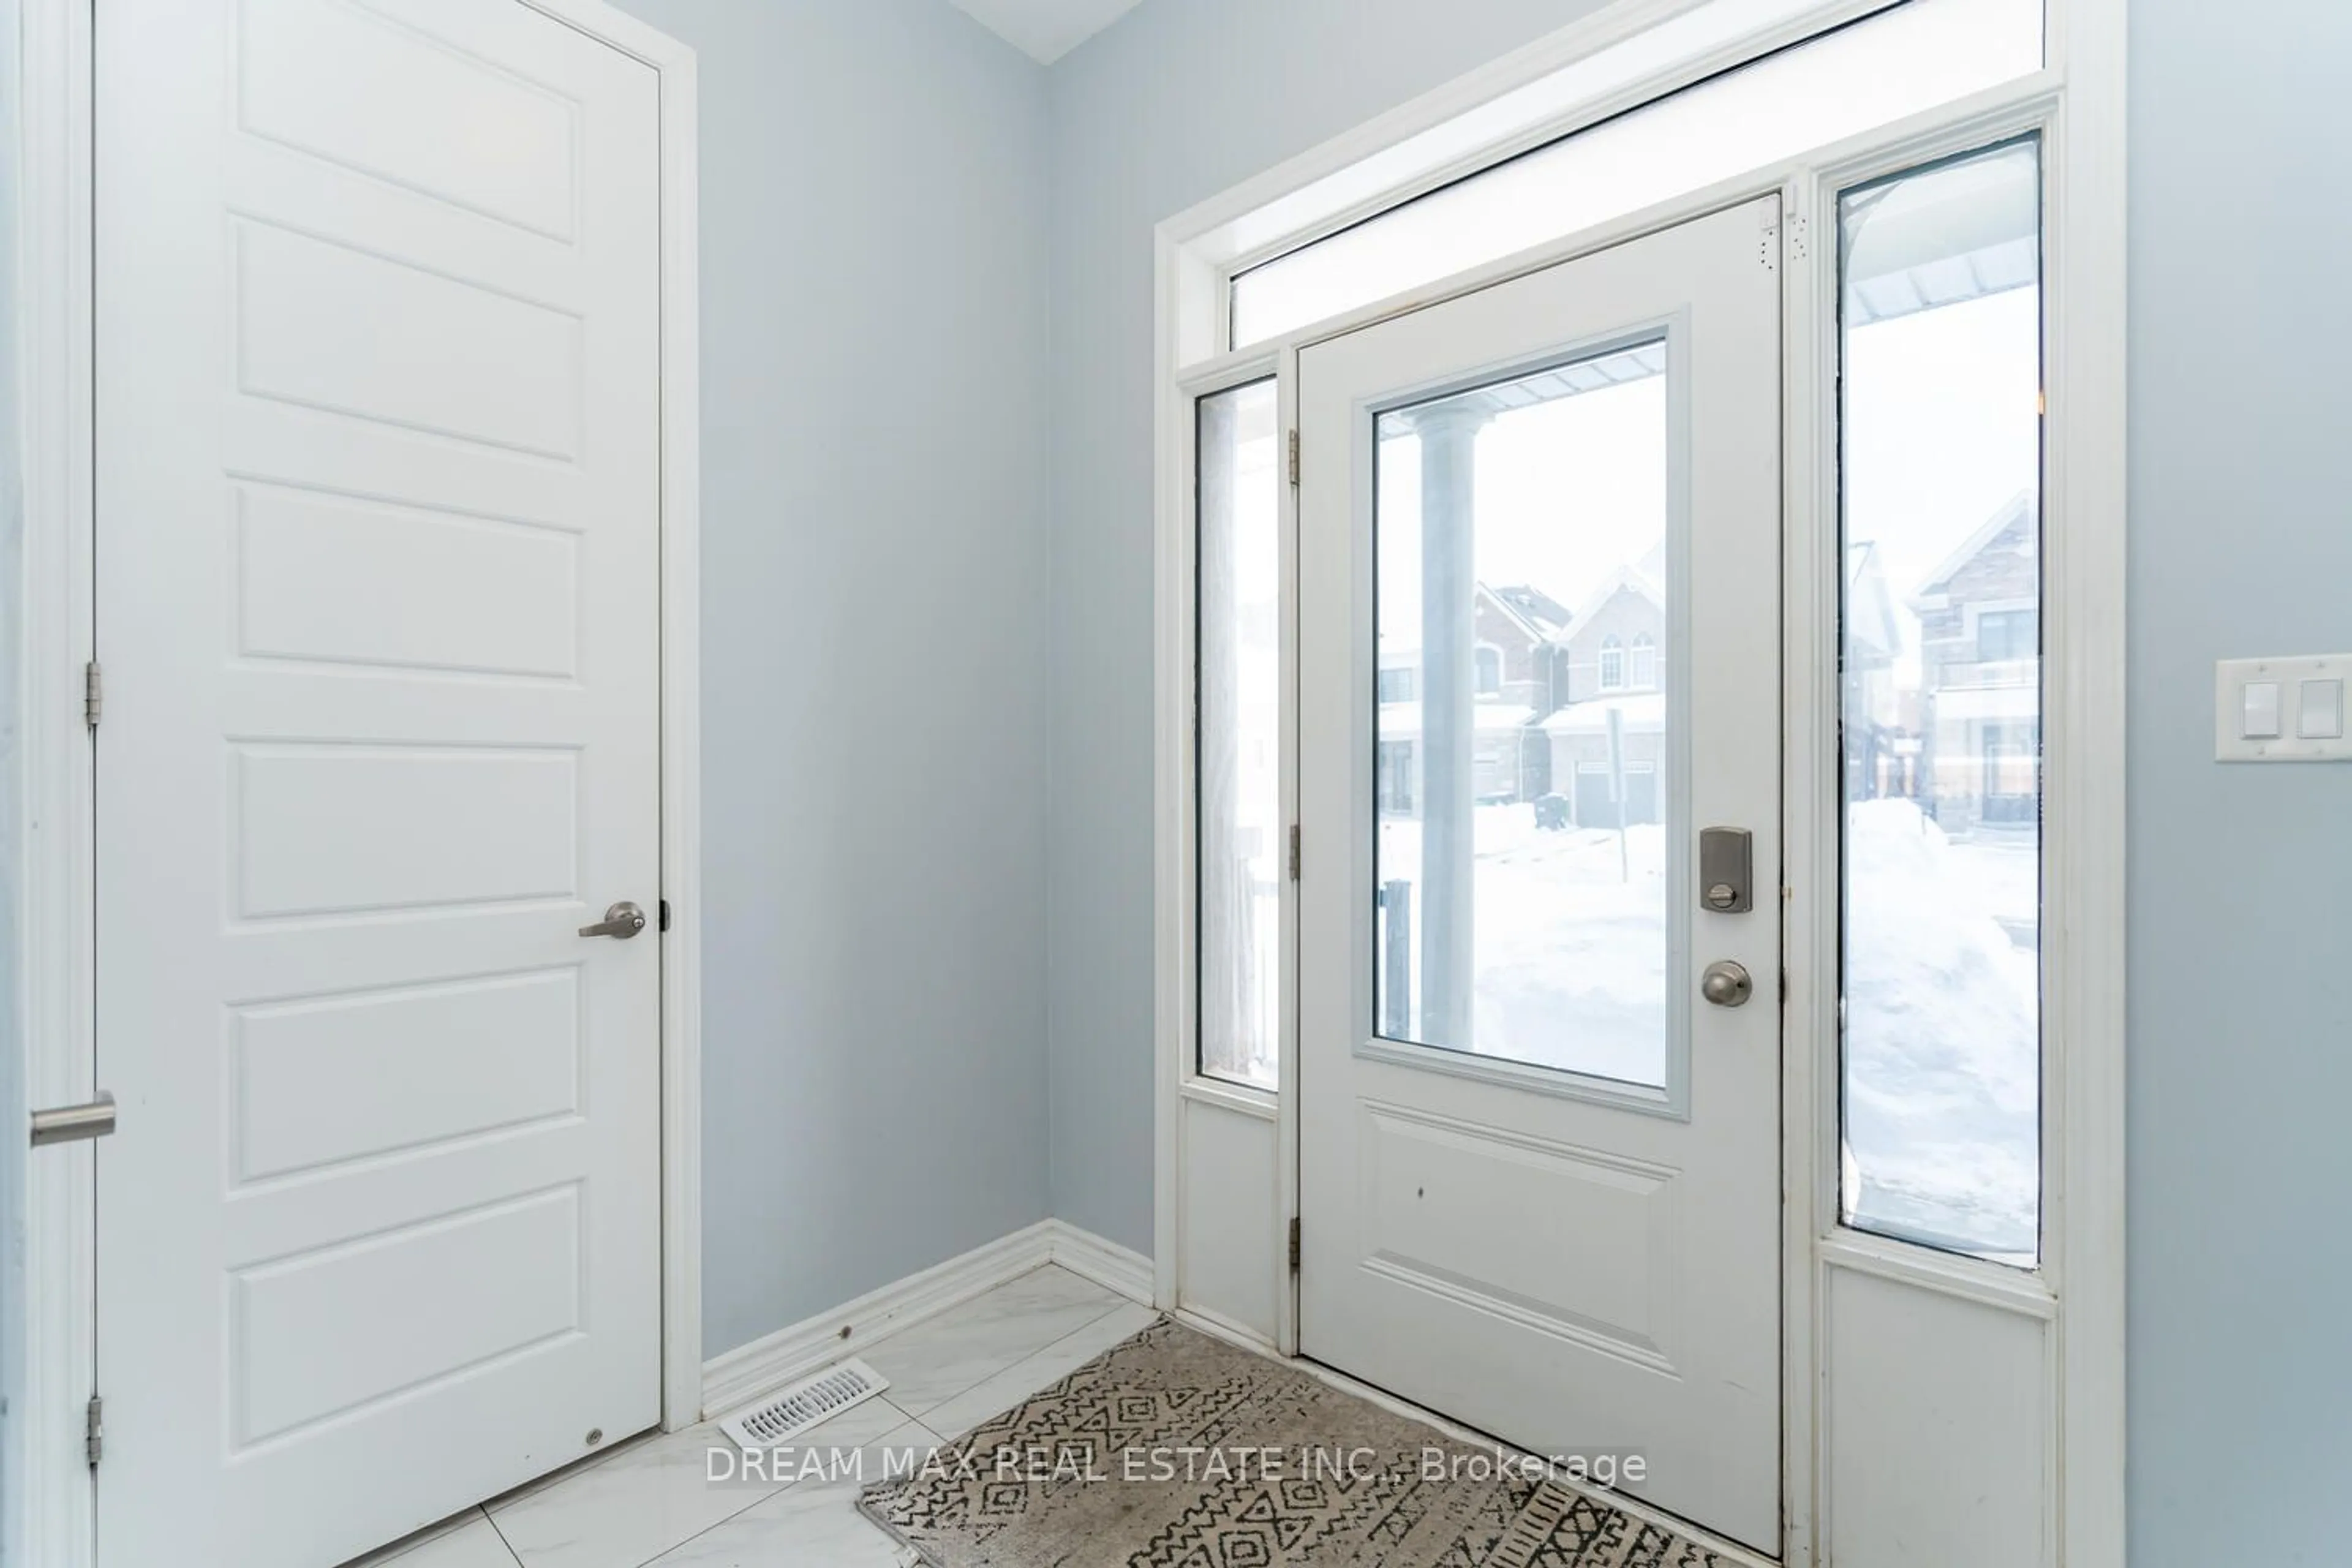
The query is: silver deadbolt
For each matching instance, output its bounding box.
[1699,826,1753,913]
[1701,960,1754,1008]
[578,901,648,940]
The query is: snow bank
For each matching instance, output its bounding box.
[1844,797,2038,1257]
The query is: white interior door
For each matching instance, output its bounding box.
[1298,198,1782,1553]
[93,3,662,1564]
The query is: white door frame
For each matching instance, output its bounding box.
[10,4,703,1564]
[1151,2,2125,1564]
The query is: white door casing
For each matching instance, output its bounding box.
[94,2,663,1564]
[1297,198,1782,1552]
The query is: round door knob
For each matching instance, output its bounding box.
[1701,959,1753,1008]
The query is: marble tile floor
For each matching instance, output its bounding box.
[352,1265,1158,1568]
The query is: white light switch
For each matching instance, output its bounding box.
[2242,680,2282,739]
[2217,656,2352,761]
[2299,679,2344,739]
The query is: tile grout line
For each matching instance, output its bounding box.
[884,1276,1135,1425]
[483,1506,524,1568]
[918,1298,1153,1436]
[623,1412,944,1568]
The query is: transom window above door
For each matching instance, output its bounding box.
[1228,0,2043,348]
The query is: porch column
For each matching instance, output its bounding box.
[1406,401,1490,1047]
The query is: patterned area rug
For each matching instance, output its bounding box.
[859,1318,1724,1567]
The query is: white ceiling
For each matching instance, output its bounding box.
[946,0,1143,64]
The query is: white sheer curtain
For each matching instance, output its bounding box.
[1196,382,1281,1089]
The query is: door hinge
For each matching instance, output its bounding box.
[1287,1216,1301,1272]
[658,898,671,933]
[85,1393,102,1466]
[1287,824,1300,881]
[1286,429,1300,486]
[83,661,102,729]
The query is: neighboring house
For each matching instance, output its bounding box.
[1542,562,1667,826]
[1377,581,1571,812]
[1376,699,1539,810]
[1910,492,2040,835]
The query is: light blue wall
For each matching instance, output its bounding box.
[603,0,1055,1356]
[2125,2,2352,1562]
[1042,0,1611,1256]
[0,0,24,1550]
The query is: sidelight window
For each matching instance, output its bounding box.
[1196,379,1283,1090]
[1836,138,2043,1265]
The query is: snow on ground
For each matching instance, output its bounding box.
[1379,805,1667,1086]
[1844,797,2038,1257]
[1379,796,2038,1259]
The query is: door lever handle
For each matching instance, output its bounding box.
[31,1091,117,1148]
[578,900,648,940]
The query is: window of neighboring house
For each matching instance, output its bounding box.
[1475,644,1504,696]
[1378,667,1417,703]
[1629,633,1657,690]
[1977,607,2038,663]
[1598,636,1625,691]
[1196,377,1281,1091]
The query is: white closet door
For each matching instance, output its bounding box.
[94,3,663,1564]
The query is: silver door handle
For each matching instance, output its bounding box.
[1700,960,1753,1008]
[31,1091,116,1148]
[578,900,648,940]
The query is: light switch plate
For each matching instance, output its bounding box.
[2217,655,2352,761]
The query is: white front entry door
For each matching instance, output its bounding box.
[1298,198,1782,1552]
[94,3,662,1564]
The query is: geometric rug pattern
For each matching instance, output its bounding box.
[861,1318,1727,1567]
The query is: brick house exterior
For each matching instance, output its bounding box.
[1378,582,1570,812]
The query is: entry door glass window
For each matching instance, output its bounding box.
[1373,342,1671,1087]
[1197,379,1283,1090]
[1837,138,2042,1264]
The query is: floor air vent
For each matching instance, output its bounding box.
[718,1359,889,1450]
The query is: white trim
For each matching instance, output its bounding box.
[1170,0,1905,280]
[13,2,97,1565]
[699,1221,1154,1423]
[2044,4,2129,1563]
[1178,1076,1279,1120]
[1781,149,1831,1568]
[13,2,703,1561]
[1039,1219,1158,1305]
[1150,232,1188,1316]
[1152,2,2127,1563]
[1815,1231,2059,1321]
[1170,1303,1281,1359]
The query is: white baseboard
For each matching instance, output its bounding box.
[700,1218,1154,1422]
[1037,1218,1155,1306]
